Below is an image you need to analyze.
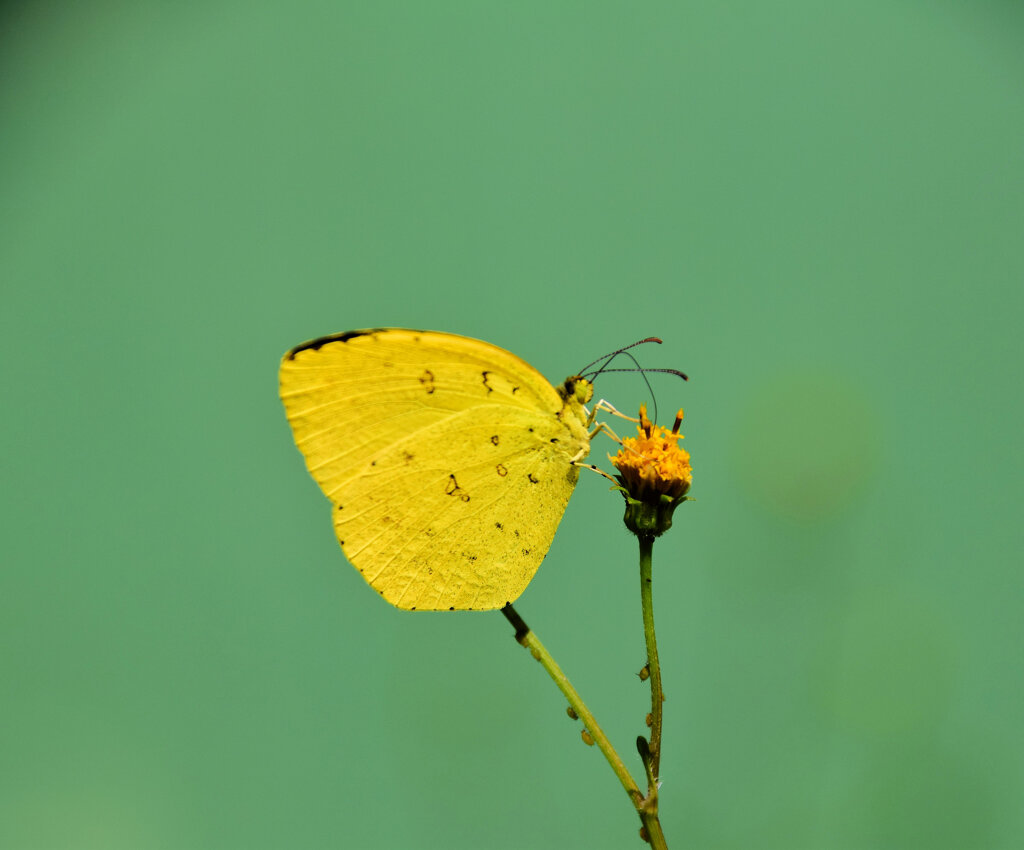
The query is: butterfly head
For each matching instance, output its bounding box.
[561,376,594,405]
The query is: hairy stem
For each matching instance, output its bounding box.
[639,535,664,782]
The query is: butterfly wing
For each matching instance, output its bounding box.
[280,329,565,499]
[334,404,582,610]
[279,329,591,610]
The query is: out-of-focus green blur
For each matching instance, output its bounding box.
[2,2,1021,848]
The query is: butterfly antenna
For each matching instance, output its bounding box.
[588,350,663,420]
[581,341,688,424]
[590,367,690,381]
[576,337,664,376]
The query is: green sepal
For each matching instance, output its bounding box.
[621,492,688,539]
[609,483,641,503]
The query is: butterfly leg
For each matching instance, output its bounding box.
[586,419,627,445]
[569,423,622,466]
[589,398,641,426]
[572,459,620,484]
[584,418,652,468]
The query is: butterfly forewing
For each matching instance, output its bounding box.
[280,329,563,499]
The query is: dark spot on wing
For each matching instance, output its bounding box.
[512,386,519,394]
[482,371,494,393]
[522,548,530,556]
[449,606,454,611]
[403,451,415,464]
[528,473,539,484]
[420,369,435,394]
[445,474,470,501]
[496,464,508,477]
[514,529,520,537]
[491,435,499,446]
[495,522,504,531]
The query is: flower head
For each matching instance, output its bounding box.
[611,405,692,537]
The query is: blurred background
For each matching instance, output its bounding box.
[2,1,1021,848]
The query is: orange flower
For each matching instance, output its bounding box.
[610,406,692,537]
[612,406,692,499]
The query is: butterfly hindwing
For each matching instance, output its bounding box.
[334,404,583,610]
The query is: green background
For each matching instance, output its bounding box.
[2,2,1021,848]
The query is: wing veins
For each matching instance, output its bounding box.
[344,445,543,562]
[307,402,556,487]
[367,451,551,609]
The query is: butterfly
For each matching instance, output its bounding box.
[279,329,596,611]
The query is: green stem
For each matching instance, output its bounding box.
[639,535,664,782]
[643,811,668,850]
[501,604,641,802]
[501,604,668,848]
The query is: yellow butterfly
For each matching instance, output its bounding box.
[279,329,596,611]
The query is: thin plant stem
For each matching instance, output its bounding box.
[500,604,640,802]
[501,604,668,849]
[639,535,664,782]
